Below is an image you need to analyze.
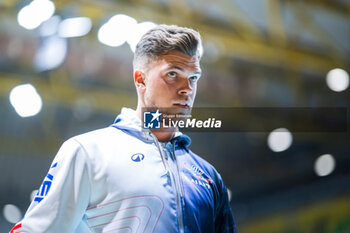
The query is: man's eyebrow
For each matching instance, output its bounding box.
[168,65,202,75]
[168,65,183,71]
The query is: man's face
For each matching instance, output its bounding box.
[139,50,201,114]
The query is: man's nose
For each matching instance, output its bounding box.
[178,78,193,95]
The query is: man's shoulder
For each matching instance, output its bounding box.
[73,126,115,140]
[71,126,131,142]
[58,126,138,163]
[67,126,130,148]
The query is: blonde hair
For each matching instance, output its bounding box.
[133,24,203,71]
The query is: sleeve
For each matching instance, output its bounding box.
[10,138,92,233]
[214,175,237,233]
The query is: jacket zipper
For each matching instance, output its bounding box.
[150,132,167,170]
[150,133,185,233]
[172,140,185,206]
[171,140,185,232]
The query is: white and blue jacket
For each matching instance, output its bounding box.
[11,108,236,233]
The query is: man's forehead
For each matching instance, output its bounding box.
[160,51,201,71]
[162,50,199,61]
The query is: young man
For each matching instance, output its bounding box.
[11,24,237,233]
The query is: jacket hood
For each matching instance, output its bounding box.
[111,108,191,148]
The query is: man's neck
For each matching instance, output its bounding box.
[151,130,175,142]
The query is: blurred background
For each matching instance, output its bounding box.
[0,0,350,232]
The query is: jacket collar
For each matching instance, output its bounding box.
[111,108,191,148]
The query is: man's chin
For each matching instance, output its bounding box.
[142,105,192,116]
[167,106,192,116]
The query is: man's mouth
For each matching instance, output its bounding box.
[173,102,191,109]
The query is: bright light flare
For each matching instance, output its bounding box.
[39,15,61,37]
[9,84,42,117]
[30,189,38,201]
[3,204,22,224]
[17,0,55,30]
[227,188,232,202]
[326,68,349,92]
[59,17,92,38]
[267,128,293,152]
[127,21,157,52]
[34,35,67,71]
[98,14,137,47]
[314,154,336,176]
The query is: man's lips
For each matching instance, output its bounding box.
[173,103,191,109]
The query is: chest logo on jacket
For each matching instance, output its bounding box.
[182,162,213,189]
[131,153,145,162]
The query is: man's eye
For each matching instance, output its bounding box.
[189,75,200,82]
[168,72,177,78]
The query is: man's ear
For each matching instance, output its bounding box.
[134,70,146,89]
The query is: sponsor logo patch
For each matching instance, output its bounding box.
[131,153,145,162]
[183,163,213,189]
